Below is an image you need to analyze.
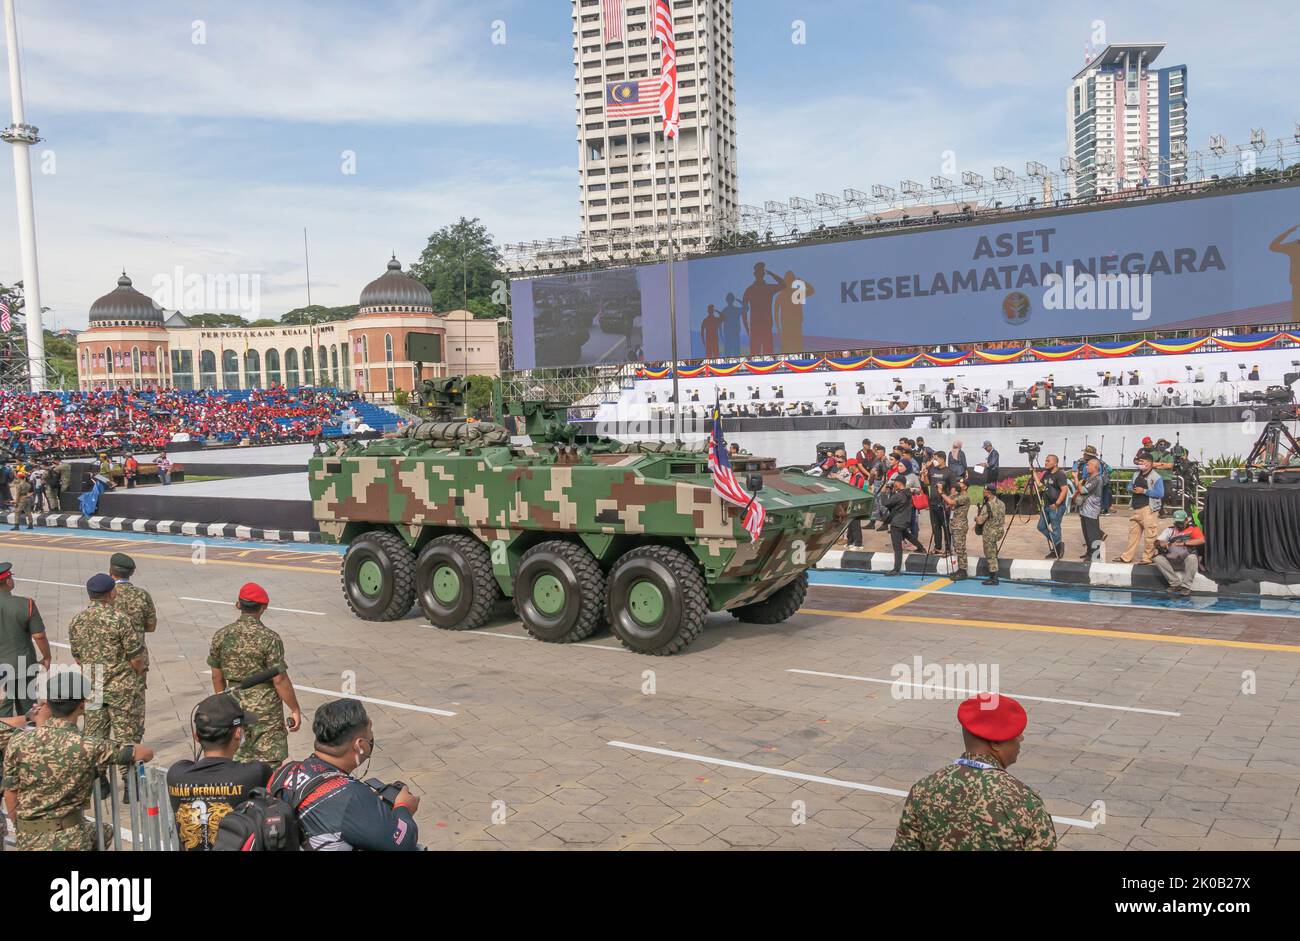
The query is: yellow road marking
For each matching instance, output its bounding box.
[0,541,332,576]
[799,607,1300,654]
[864,576,951,616]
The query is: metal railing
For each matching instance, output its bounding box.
[89,762,180,851]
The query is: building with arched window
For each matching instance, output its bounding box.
[76,259,502,392]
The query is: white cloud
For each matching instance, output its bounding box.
[15,0,571,127]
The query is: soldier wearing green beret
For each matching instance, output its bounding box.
[3,671,153,851]
[109,553,156,693]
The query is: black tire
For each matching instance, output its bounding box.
[606,545,708,655]
[729,571,808,624]
[415,534,501,631]
[341,531,416,621]
[514,541,606,643]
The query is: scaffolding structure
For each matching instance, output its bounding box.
[501,135,1300,276]
[498,362,638,419]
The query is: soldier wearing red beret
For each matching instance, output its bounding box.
[207,582,302,765]
[893,692,1057,850]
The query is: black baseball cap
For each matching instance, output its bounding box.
[194,694,250,737]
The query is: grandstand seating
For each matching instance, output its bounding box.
[0,387,402,458]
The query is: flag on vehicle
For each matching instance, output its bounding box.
[653,0,679,139]
[708,398,766,541]
[602,0,624,44]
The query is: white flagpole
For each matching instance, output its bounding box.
[664,127,680,444]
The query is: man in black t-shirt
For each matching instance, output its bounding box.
[167,694,272,851]
[1035,454,1070,559]
[922,452,954,554]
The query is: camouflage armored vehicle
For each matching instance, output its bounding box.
[308,378,870,655]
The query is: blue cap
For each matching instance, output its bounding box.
[86,573,115,594]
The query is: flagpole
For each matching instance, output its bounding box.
[664,127,680,444]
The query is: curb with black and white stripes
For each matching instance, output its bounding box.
[817,549,1300,599]
[2,511,322,544]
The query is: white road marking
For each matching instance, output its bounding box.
[786,669,1182,717]
[182,596,326,616]
[15,577,83,588]
[608,740,1097,830]
[291,685,456,717]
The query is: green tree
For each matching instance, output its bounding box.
[281,304,358,325]
[186,312,249,328]
[409,217,505,318]
[465,374,494,413]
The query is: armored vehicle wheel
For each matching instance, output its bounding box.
[416,534,501,630]
[515,541,606,643]
[730,571,808,624]
[342,531,416,621]
[606,546,708,655]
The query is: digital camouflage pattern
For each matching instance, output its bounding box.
[207,614,288,764]
[892,752,1058,851]
[975,493,1006,574]
[309,395,872,613]
[948,490,970,572]
[2,716,135,851]
[111,580,156,677]
[12,479,32,527]
[68,601,145,747]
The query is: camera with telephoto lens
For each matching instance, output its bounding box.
[1018,438,1043,461]
[364,778,407,806]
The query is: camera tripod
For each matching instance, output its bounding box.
[1244,413,1300,476]
[1007,449,1064,561]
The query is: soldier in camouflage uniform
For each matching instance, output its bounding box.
[208,583,301,765]
[10,472,32,530]
[944,480,971,580]
[67,574,146,797]
[3,671,153,851]
[108,552,156,693]
[974,488,1006,586]
[0,694,35,852]
[893,692,1057,851]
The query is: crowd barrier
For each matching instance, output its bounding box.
[89,763,179,852]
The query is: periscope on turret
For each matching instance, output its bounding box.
[308,377,871,655]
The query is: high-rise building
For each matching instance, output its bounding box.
[572,0,738,257]
[1066,43,1187,197]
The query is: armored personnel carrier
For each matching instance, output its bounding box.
[308,377,870,655]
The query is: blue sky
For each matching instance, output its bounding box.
[0,0,1296,328]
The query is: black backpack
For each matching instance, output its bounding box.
[212,787,302,851]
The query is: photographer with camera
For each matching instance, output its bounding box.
[268,698,420,851]
[921,451,954,556]
[1154,510,1205,596]
[1074,456,1107,559]
[1034,454,1070,560]
[881,475,924,576]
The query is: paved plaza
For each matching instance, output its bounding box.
[5,525,1300,851]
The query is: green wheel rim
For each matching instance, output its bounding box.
[432,564,461,604]
[628,580,665,625]
[357,559,384,597]
[533,573,566,616]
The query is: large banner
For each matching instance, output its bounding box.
[510,184,1300,368]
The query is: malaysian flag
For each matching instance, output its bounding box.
[606,79,659,118]
[0,296,10,333]
[653,0,679,139]
[707,399,766,541]
[602,0,624,44]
